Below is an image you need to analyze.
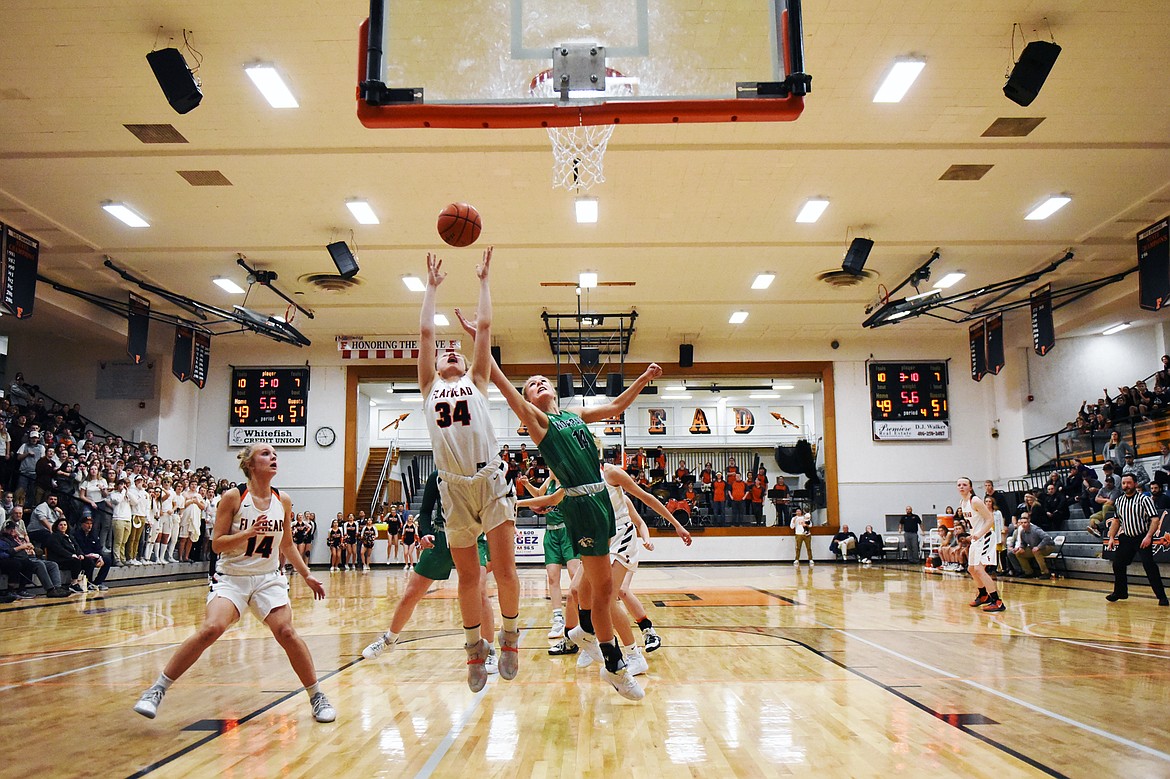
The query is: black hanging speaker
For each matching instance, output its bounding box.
[606,372,624,396]
[1003,40,1061,107]
[326,241,359,278]
[679,343,694,368]
[557,374,575,398]
[580,347,600,367]
[146,48,203,114]
[842,238,874,275]
[490,345,501,365]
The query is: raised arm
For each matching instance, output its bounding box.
[417,253,444,393]
[470,247,494,391]
[455,306,550,442]
[580,363,663,423]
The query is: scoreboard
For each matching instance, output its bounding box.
[868,361,950,441]
[229,367,310,446]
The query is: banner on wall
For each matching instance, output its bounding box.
[337,335,461,360]
[515,527,545,562]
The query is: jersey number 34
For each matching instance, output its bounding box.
[435,400,472,428]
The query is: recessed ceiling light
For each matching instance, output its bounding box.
[1101,322,1130,335]
[244,64,299,108]
[402,275,425,292]
[750,392,781,399]
[729,311,749,324]
[873,59,926,103]
[575,197,599,223]
[403,396,424,403]
[213,277,245,294]
[661,393,692,400]
[346,199,379,225]
[933,271,966,289]
[433,314,449,326]
[795,199,829,223]
[1025,195,1071,221]
[386,387,394,393]
[773,383,795,390]
[906,289,940,301]
[579,272,598,288]
[102,202,149,228]
[752,273,775,290]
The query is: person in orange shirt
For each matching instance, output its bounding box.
[749,478,765,525]
[729,472,747,525]
[674,460,689,482]
[711,472,727,525]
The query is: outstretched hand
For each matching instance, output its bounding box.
[427,252,446,287]
[454,307,477,338]
[475,246,494,280]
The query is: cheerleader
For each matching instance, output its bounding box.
[289,513,307,573]
[385,506,402,564]
[299,511,316,564]
[343,512,359,571]
[360,518,377,571]
[400,514,418,570]
[326,518,343,572]
[177,480,206,563]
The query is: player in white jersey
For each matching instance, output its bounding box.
[134,443,336,723]
[418,248,521,691]
[957,476,1005,613]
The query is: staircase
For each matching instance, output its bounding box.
[356,447,390,516]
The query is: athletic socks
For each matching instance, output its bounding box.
[579,609,594,635]
[599,639,624,673]
[306,682,320,698]
[501,614,519,634]
[636,617,653,631]
[384,630,400,646]
[155,672,175,691]
[623,642,637,656]
[988,591,999,602]
[464,625,482,646]
[977,587,987,597]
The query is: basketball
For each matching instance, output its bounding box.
[436,202,482,247]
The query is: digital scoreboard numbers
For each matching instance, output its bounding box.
[229,367,310,447]
[869,361,950,441]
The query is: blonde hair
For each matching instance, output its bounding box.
[237,443,268,478]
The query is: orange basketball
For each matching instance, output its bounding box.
[437,202,482,247]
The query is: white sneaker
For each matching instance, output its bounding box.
[624,651,649,677]
[363,565,370,572]
[134,685,166,718]
[497,629,520,680]
[568,626,603,668]
[809,560,815,567]
[484,648,499,675]
[600,664,645,701]
[310,692,336,723]
[362,632,394,660]
[793,560,800,566]
[548,613,566,640]
[329,566,337,572]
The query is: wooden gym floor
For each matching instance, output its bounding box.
[2,563,1168,778]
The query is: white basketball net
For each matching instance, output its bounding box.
[529,68,634,191]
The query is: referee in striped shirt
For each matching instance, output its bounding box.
[1104,474,1169,605]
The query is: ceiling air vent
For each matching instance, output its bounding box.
[300,273,362,292]
[816,268,874,287]
[178,170,232,186]
[124,124,189,143]
[939,164,993,181]
[981,117,1045,137]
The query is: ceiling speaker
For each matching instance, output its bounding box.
[557,374,574,398]
[146,48,203,114]
[326,241,359,278]
[842,238,874,275]
[679,343,694,368]
[1003,41,1061,107]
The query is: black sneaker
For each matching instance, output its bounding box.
[548,637,579,655]
[69,583,84,594]
[642,627,662,653]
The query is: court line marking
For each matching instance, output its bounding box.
[1000,617,1170,659]
[0,644,176,693]
[414,686,489,779]
[0,648,93,667]
[830,625,1170,764]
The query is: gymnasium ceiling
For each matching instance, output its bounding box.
[0,0,1168,358]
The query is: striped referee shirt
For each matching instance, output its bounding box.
[1112,491,1157,537]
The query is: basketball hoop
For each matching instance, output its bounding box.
[529,68,635,192]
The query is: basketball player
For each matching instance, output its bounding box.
[957,476,1005,612]
[133,443,335,723]
[457,312,661,699]
[363,471,499,676]
[419,249,521,692]
[517,473,581,640]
